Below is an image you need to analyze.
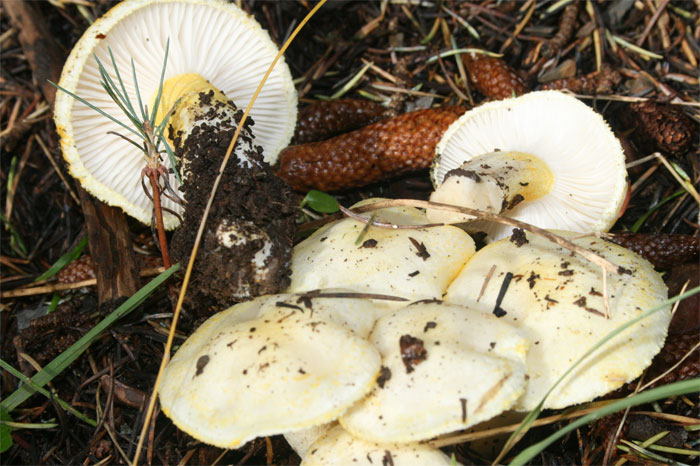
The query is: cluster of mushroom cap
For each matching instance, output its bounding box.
[159,201,671,463]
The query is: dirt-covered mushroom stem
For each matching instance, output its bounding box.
[161,74,297,305]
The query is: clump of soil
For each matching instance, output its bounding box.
[170,92,298,311]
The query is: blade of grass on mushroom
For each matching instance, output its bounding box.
[33,236,87,282]
[132,2,329,464]
[0,264,178,413]
[494,285,700,466]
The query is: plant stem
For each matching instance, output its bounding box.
[148,171,171,268]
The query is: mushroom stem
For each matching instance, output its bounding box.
[427,151,553,224]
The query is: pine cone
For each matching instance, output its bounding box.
[605,233,699,269]
[627,101,696,156]
[644,333,700,389]
[292,99,389,144]
[542,1,580,58]
[540,65,621,94]
[57,254,96,284]
[462,52,529,101]
[665,263,699,336]
[277,106,466,191]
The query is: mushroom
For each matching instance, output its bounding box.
[301,425,463,466]
[54,0,297,228]
[339,300,529,443]
[444,230,671,410]
[158,292,384,448]
[428,91,628,240]
[286,199,476,301]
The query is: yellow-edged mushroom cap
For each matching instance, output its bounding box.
[286,199,476,301]
[54,0,296,228]
[444,230,671,410]
[339,301,529,443]
[159,293,382,448]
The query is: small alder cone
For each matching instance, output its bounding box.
[541,0,579,58]
[57,255,96,284]
[626,101,697,155]
[462,52,529,100]
[292,99,389,144]
[640,333,700,389]
[277,106,465,192]
[540,65,622,94]
[604,233,699,269]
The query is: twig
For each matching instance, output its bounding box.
[337,199,623,318]
[0,267,165,298]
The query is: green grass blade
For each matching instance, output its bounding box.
[509,378,700,466]
[102,49,139,122]
[631,190,684,232]
[150,38,170,126]
[0,212,27,257]
[130,57,149,122]
[161,139,181,185]
[0,264,179,412]
[99,71,146,134]
[34,236,88,283]
[49,80,142,140]
[499,285,700,462]
[0,359,96,427]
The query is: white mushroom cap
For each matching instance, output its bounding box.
[301,425,462,466]
[444,230,671,410]
[431,91,627,240]
[54,0,296,228]
[286,199,476,302]
[159,292,382,448]
[285,422,335,458]
[339,301,529,443]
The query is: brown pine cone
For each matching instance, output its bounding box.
[665,263,699,336]
[57,254,96,284]
[540,65,622,94]
[627,101,697,156]
[292,99,390,144]
[643,333,700,389]
[605,233,699,269]
[277,106,466,192]
[462,52,529,101]
[542,1,580,58]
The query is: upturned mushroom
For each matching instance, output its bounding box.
[428,91,628,240]
[54,0,299,301]
[444,230,671,410]
[158,292,384,448]
[54,0,297,228]
[339,300,529,443]
[286,199,476,301]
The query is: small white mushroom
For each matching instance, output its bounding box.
[287,199,476,302]
[428,91,628,239]
[339,301,529,443]
[444,230,671,410]
[301,425,462,466]
[159,292,383,448]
